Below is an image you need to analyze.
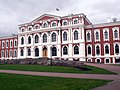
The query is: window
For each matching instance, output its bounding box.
[28,27,32,31]
[51,47,57,56]
[35,35,39,43]
[51,33,56,42]
[1,50,4,57]
[35,48,39,57]
[10,41,13,47]
[28,48,31,56]
[20,49,24,56]
[104,31,108,39]
[14,50,17,57]
[96,32,99,40]
[28,36,31,44]
[88,46,91,55]
[10,50,12,57]
[6,50,8,57]
[115,44,119,54]
[52,23,56,27]
[106,59,110,63]
[43,34,47,43]
[105,45,109,54]
[114,30,118,39]
[96,46,100,55]
[6,41,8,48]
[74,20,78,24]
[63,46,68,55]
[21,37,24,45]
[15,40,17,46]
[2,42,4,48]
[43,23,48,28]
[74,30,78,40]
[63,21,67,26]
[63,32,67,41]
[87,32,90,41]
[35,26,39,29]
[74,45,79,54]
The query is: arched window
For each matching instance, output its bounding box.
[2,50,4,57]
[63,46,68,55]
[96,46,100,55]
[28,27,32,31]
[63,32,67,41]
[35,35,39,43]
[35,48,39,57]
[51,47,57,56]
[20,49,24,56]
[88,46,91,55]
[105,45,109,54]
[115,44,119,54]
[14,50,17,57]
[104,31,108,39]
[21,37,24,45]
[74,30,78,40]
[87,32,90,41]
[35,25,39,29]
[51,33,56,42]
[28,48,31,56]
[28,36,31,44]
[74,20,78,24]
[63,21,67,26]
[96,32,99,40]
[43,23,48,28]
[43,34,47,43]
[52,23,56,27]
[74,45,79,54]
[114,30,118,39]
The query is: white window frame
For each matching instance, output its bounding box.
[62,20,68,26]
[73,29,79,40]
[87,44,92,56]
[114,43,120,55]
[112,27,119,40]
[2,41,5,48]
[94,29,100,41]
[104,58,110,64]
[104,44,110,55]
[14,39,17,47]
[95,44,101,56]
[86,30,91,42]
[9,50,12,57]
[73,18,79,24]
[62,30,68,42]
[34,24,39,29]
[14,50,17,57]
[1,50,4,57]
[51,21,57,27]
[10,40,13,48]
[6,40,8,48]
[6,50,8,58]
[95,58,101,63]
[103,28,109,41]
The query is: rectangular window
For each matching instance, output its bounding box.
[1,50,4,57]
[10,50,12,57]
[6,41,8,48]
[2,42,4,48]
[10,41,13,47]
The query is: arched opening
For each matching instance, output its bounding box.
[74,30,78,40]
[105,45,109,54]
[28,36,31,44]
[35,35,39,43]
[21,37,24,45]
[106,59,110,63]
[96,59,100,63]
[28,48,31,56]
[42,47,48,57]
[74,45,79,54]
[63,46,68,55]
[51,33,56,42]
[35,48,39,57]
[43,34,47,43]
[51,46,57,56]
[63,32,67,41]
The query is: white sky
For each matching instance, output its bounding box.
[0,0,120,36]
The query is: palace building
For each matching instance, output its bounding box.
[0,13,120,64]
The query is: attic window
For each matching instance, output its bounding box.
[35,25,39,29]
[63,21,67,26]
[21,29,24,32]
[43,23,48,28]
[52,23,56,27]
[74,20,78,24]
[28,27,32,31]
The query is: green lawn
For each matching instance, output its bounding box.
[0,64,115,74]
[0,73,111,90]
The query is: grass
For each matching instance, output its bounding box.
[0,73,111,90]
[0,64,115,74]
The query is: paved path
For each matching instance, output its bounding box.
[0,70,120,80]
[85,63,120,90]
[85,63,120,74]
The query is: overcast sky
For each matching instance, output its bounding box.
[0,0,120,36]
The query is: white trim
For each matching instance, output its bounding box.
[86,30,91,42]
[87,44,92,56]
[114,43,120,55]
[62,20,68,26]
[112,27,119,40]
[51,21,57,27]
[104,43,110,55]
[73,29,79,41]
[104,58,110,64]
[87,58,92,62]
[95,44,101,56]
[103,28,109,41]
[95,58,101,63]
[94,29,100,41]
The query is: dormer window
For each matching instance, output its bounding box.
[21,29,24,32]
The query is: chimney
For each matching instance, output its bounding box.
[107,17,111,23]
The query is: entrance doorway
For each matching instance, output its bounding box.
[42,47,47,58]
